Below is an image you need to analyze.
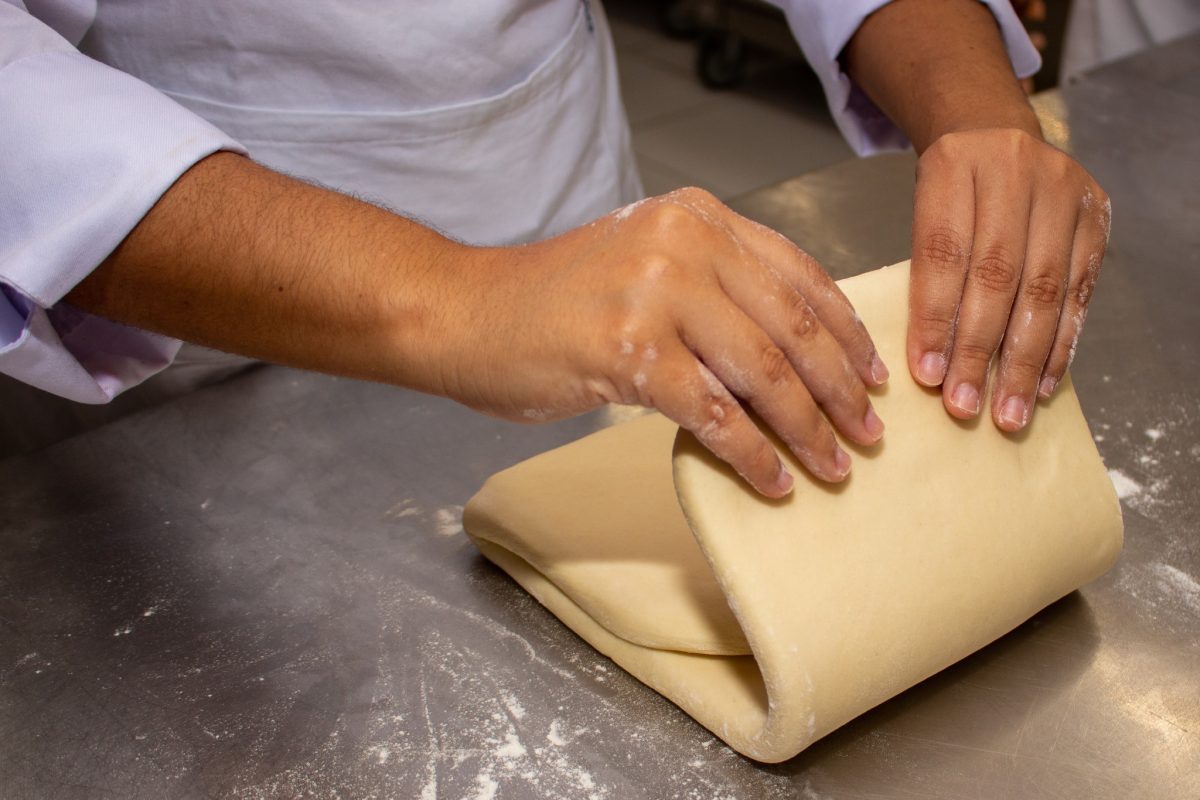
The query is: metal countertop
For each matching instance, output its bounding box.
[3,35,1198,800]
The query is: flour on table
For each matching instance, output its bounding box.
[1094,397,1197,521]
[435,505,464,536]
[1150,563,1200,614]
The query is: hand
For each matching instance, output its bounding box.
[441,188,890,497]
[66,158,882,497]
[907,128,1111,431]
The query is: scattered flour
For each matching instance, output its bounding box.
[472,772,499,800]
[1149,563,1200,613]
[383,499,422,520]
[547,720,567,747]
[494,732,526,766]
[801,780,835,800]
[434,506,464,537]
[501,691,526,721]
[1095,401,1196,520]
[210,555,816,799]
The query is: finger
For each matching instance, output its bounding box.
[909,146,975,388]
[1041,186,1110,391]
[723,213,889,387]
[676,296,852,484]
[648,343,796,498]
[990,188,1075,431]
[711,250,883,446]
[940,168,1031,422]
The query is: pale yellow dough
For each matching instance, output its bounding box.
[463,261,1123,763]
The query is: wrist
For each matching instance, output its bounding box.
[921,107,1044,152]
[372,222,493,397]
[916,96,1041,146]
[844,0,1042,155]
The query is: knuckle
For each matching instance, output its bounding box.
[971,246,1019,293]
[758,343,794,387]
[697,394,740,442]
[696,386,739,434]
[1044,160,1077,193]
[787,293,820,340]
[953,337,998,368]
[707,399,737,431]
[673,185,718,205]
[628,252,682,289]
[923,133,960,163]
[645,201,702,240]
[1023,273,1064,308]
[919,226,969,270]
[1002,127,1034,154]
[1072,251,1103,306]
[911,305,957,339]
[1070,269,1098,308]
[1001,346,1047,379]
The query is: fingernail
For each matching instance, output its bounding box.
[833,445,851,478]
[1000,396,1028,430]
[916,352,947,386]
[1038,376,1058,398]
[950,383,981,416]
[863,406,885,440]
[774,465,795,495]
[870,354,890,385]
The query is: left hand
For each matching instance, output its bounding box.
[907,127,1111,431]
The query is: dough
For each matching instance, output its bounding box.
[463,261,1123,763]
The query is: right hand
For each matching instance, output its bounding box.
[435,188,889,497]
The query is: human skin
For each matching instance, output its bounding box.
[844,0,1111,431]
[69,158,882,498]
[68,0,1109,496]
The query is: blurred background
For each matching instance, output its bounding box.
[606,0,1197,198]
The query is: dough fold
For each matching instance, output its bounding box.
[463,261,1123,763]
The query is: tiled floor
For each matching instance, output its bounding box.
[606,2,854,200]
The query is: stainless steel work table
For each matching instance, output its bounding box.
[3,35,1197,800]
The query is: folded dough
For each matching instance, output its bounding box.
[463,261,1122,763]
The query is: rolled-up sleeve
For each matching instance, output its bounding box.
[0,1,246,403]
[768,0,1042,155]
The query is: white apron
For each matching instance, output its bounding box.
[148,0,642,245]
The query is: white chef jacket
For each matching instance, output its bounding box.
[0,0,1039,405]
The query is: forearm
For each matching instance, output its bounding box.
[843,0,1041,152]
[67,152,471,392]
[71,160,897,496]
